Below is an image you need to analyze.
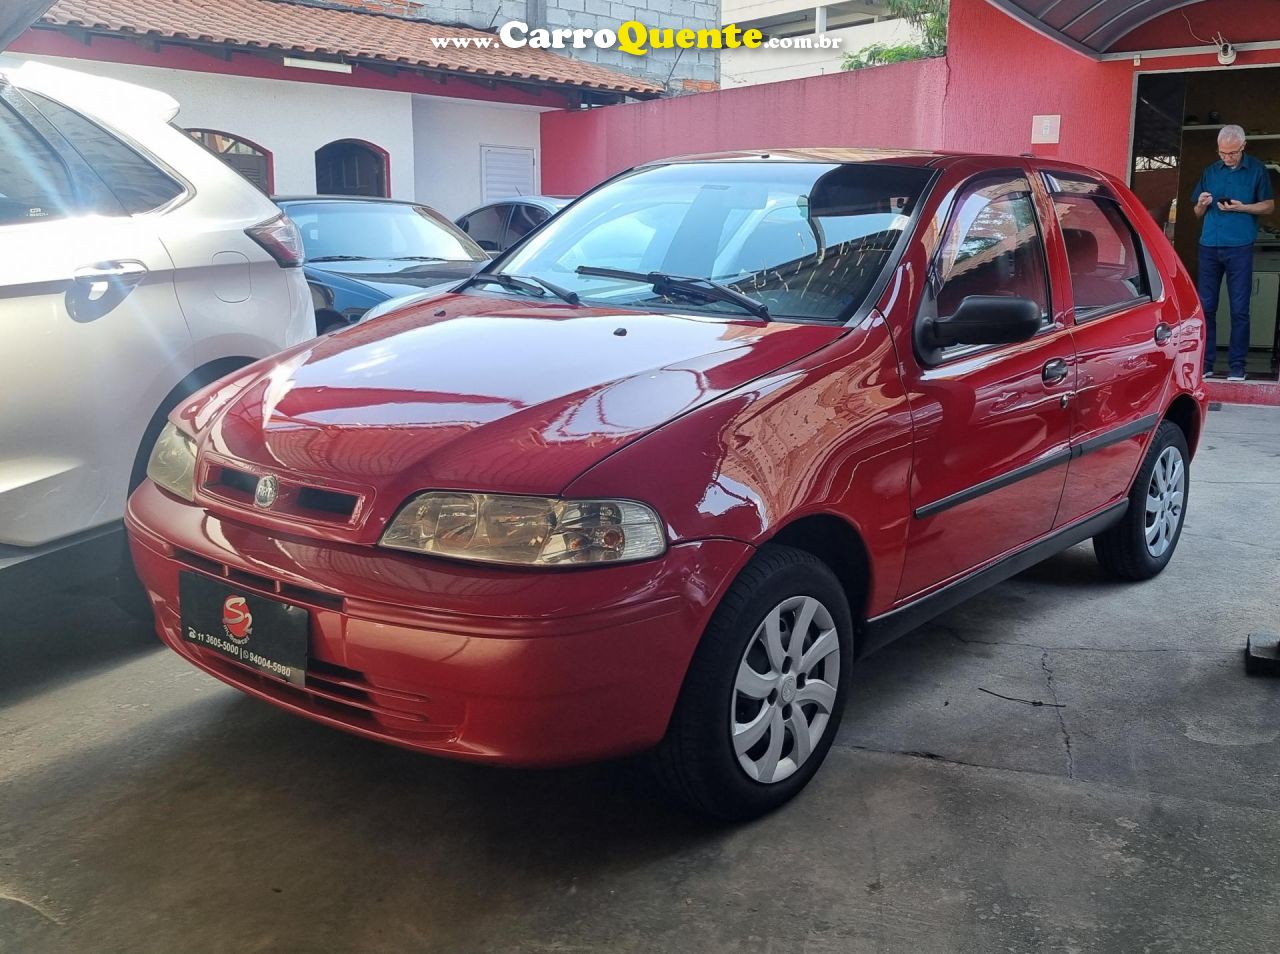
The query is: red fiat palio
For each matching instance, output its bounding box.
[127,150,1206,819]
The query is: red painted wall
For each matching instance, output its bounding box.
[541,57,949,193]
[541,0,1280,195]
[937,0,1135,173]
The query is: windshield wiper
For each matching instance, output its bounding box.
[575,265,770,322]
[460,272,580,305]
[391,255,448,262]
[307,255,370,263]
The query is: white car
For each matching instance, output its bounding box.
[0,61,313,595]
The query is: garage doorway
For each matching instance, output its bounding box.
[315,139,388,197]
[1131,66,1280,380]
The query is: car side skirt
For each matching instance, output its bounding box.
[0,520,126,603]
[860,500,1128,657]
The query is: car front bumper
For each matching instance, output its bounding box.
[126,482,751,766]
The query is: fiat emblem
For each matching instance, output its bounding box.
[254,474,279,509]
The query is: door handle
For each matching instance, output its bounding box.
[1042,358,1070,384]
[1154,322,1172,343]
[73,260,149,295]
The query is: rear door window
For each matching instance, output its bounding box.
[1052,194,1151,317]
[24,91,184,214]
[505,204,549,246]
[0,99,77,225]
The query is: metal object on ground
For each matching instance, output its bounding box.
[1244,633,1280,676]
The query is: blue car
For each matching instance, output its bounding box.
[277,196,488,332]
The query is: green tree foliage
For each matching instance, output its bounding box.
[841,0,949,70]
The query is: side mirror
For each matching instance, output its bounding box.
[926,296,1042,348]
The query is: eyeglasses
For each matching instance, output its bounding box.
[1219,147,1245,158]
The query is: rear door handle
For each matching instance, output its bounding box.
[1042,358,1070,384]
[74,260,149,294]
[1154,322,1172,343]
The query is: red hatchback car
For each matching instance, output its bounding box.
[128,150,1206,819]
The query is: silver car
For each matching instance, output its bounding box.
[455,195,573,254]
[0,61,313,595]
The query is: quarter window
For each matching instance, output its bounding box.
[0,100,76,225]
[935,178,1050,325]
[1053,195,1150,316]
[24,91,183,214]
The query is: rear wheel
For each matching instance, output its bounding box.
[1093,419,1190,581]
[652,545,853,821]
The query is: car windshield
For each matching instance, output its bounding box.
[284,201,488,263]
[496,161,932,321]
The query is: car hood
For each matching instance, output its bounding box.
[201,293,846,502]
[305,259,482,297]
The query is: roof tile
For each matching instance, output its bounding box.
[41,0,664,95]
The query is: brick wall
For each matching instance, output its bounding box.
[312,0,719,90]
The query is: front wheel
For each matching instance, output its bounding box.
[1093,419,1190,581]
[651,545,853,821]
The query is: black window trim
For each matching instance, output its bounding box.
[915,168,1058,368]
[503,200,552,249]
[1050,191,1156,325]
[493,202,515,251]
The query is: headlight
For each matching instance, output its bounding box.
[380,493,666,567]
[146,422,197,501]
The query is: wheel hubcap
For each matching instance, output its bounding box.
[1145,445,1186,558]
[731,595,841,785]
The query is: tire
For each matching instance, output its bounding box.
[651,545,854,821]
[1093,419,1190,581]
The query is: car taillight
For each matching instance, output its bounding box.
[246,213,304,267]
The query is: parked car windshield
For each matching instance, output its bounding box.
[283,201,487,263]
[497,161,933,321]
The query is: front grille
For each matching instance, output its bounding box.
[297,485,360,516]
[204,464,361,524]
[173,548,344,612]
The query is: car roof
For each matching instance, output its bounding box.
[640,149,1108,178]
[456,195,572,217]
[4,60,180,125]
[275,195,426,205]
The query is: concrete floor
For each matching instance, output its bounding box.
[2,404,1279,954]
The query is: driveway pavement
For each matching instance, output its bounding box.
[2,404,1278,954]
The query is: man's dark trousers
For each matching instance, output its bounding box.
[1198,243,1254,375]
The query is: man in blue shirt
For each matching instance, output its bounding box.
[1193,124,1275,380]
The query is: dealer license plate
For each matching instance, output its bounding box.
[179,572,308,687]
